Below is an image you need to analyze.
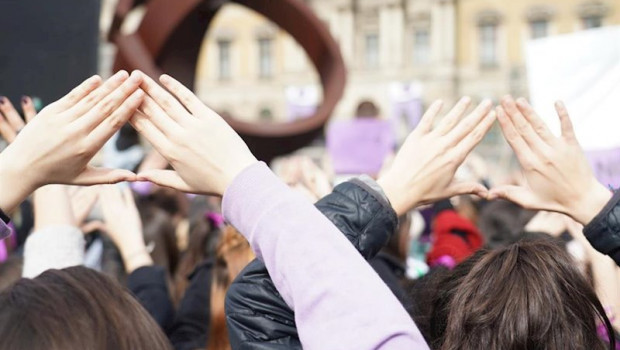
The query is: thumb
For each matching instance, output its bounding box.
[488,185,538,208]
[446,180,489,199]
[73,166,137,185]
[137,169,194,193]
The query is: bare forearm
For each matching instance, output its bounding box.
[33,185,76,230]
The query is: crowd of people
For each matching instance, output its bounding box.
[0,70,619,350]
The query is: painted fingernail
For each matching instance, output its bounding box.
[0,97,6,105]
[21,96,29,105]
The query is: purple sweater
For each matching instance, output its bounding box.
[223,162,429,350]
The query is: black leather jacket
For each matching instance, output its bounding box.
[225,178,398,349]
[584,190,620,266]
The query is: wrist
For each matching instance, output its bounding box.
[0,152,37,213]
[221,158,259,195]
[377,174,420,216]
[121,246,153,273]
[570,181,612,225]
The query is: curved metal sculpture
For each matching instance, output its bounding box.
[109,0,346,162]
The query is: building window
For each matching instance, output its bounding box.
[258,38,273,79]
[413,29,430,64]
[479,24,498,67]
[365,33,379,68]
[583,16,602,29]
[530,19,548,39]
[218,40,231,80]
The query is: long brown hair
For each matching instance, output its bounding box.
[0,266,172,350]
[207,226,254,350]
[432,236,614,350]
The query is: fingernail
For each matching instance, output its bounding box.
[0,97,5,105]
[21,96,29,105]
[461,96,471,103]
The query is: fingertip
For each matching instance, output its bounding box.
[460,96,472,105]
[116,70,129,79]
[88,75,103,86]
[133,89,145,100]
[501,95,515,106]
[159,74,172,85]
[555,100,566,111]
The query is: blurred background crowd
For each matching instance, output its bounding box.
[1,0,620,349]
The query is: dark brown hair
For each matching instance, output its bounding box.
[207,226,254,350]
[431,236,614,350]
[0,266,172,350]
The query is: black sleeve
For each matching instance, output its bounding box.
[127,265,175,332]
[168,260,214,350]
[584,190,620,266]
[225,180,398,349]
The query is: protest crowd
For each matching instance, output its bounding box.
[0,68,619,350]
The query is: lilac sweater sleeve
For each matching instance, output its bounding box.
[222,162,429,350]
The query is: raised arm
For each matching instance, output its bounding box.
[0,71,144,221]
[491,96,620,265]
[132,73,496,350]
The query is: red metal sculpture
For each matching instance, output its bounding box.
[109,0,346,162]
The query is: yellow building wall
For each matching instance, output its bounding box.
[457,0,620,68]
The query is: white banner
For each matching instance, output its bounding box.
[526,26,620,150]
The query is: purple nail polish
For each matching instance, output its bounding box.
[0,97,5,105]
[21,96,28,105]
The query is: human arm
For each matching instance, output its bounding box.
[99,185,175,331]
[225,177,399,349]
[0,71,144,215]
[22,185,85,278]
[131,74,431,349]
[490,96,620,263]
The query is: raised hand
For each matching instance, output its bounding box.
[489,96,611,225]
[0,96,37,143]
[0,71,144,212]
[377,97,496,215]
[99,185,153,273]
[130,74,257,196]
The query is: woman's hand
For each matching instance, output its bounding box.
[0,95,37,143]
[0,71,144,212]
[99,185,153,273]
[377,97,496,215]
[130,74,257,196]
[489,96,611,225]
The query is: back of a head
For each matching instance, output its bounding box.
[437,237,613,350]
[0,266,172,350]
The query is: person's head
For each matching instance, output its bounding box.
[0,256,23,292]
[355,100,379,118]
[208,226,255,350]
[477,199,537,248]
[0,266,172,350]
[429,236,613,350]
